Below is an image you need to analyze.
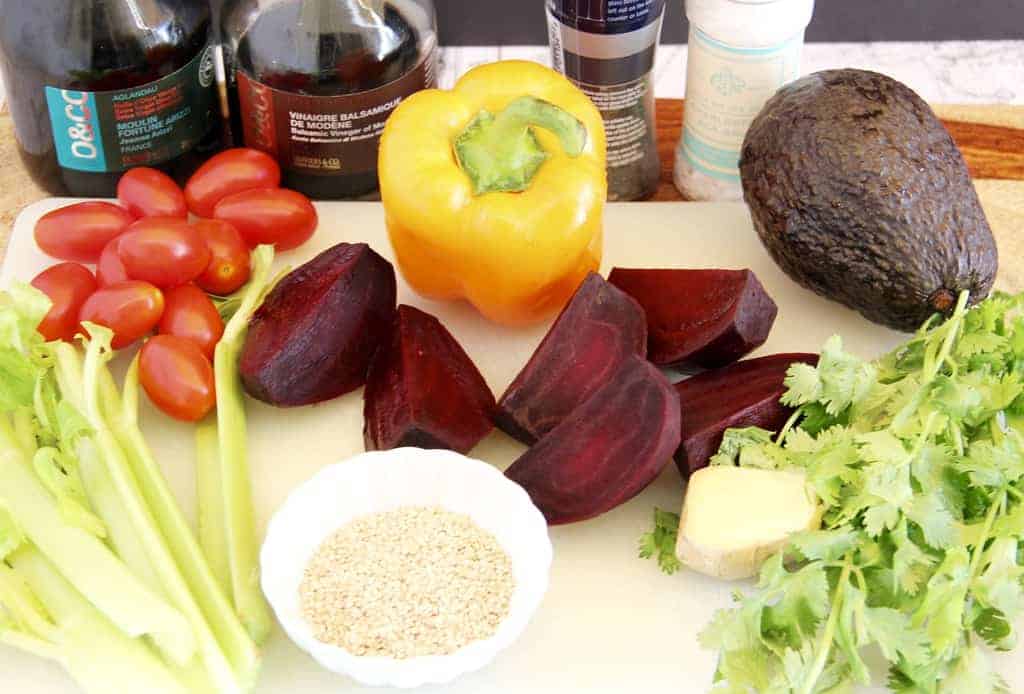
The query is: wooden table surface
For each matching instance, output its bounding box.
[1,99,1022,286]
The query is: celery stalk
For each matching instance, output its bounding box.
[11,546,189,694]
[116,357,261,687]
[0,623,62,662]
[0,421,194,661]
[1,415,32,474]
[77,326,244,692]
[209,245,275,644]
[52,342,182,655]
[11,408,35,459]
[0,562,56,642]
[196,420,231,594]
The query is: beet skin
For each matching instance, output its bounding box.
[505,355,680,525]
[239,243,396,407]
[363,305,496,453]
[673,352,819,476]
[496,272,647,444]
[608,268,777,370]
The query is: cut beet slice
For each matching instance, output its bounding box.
[240,243,396,407]
[505,355,680,525]
[496,272,647,444]
[364,305,496,453]
[673,352,819,476]
[608,268,778,370]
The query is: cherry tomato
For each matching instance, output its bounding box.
[213,188,317,251]
[159,284,224,360]
[30,263,98,342]
[193,219,251,295]
[139,335,216,422]
[184,148,282,218]
[117,167,188,219]
[117,217,211,288]
[79,281,165,349]
[96,236,130,287]
[34,201,134,263]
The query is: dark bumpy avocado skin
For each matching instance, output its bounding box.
[740,69,998,331]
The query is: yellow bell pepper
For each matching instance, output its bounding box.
[378,60,606,326]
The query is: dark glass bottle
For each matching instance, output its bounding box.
[222,0,437,199]
[0,0,222,197]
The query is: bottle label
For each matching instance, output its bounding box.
[547,1,664,199]
[681,27,803,182]
[235,50,437,177]
[44,44,218,173]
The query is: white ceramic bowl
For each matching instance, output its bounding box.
[260,447,553,688]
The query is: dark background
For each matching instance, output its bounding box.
[435,0,1023,45]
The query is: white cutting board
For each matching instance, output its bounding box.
[2,199,1019,693]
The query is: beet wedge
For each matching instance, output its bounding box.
[496,272,647,444]
[505,355,680,525]
[240,243,396,406]
[608,268,777,370]
[364,305,496,453]
[673,353,819,476]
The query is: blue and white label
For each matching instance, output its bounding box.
[45,88,108,172]
[42,45,217,173]
[681,27,804,182]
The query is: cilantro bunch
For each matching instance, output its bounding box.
[649,291,1024,693]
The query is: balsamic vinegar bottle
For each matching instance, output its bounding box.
[221,0,438,199]
[0,0,223,197]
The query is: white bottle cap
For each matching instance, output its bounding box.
[686,0,815,47]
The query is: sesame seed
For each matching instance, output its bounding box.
[298,505,515,658]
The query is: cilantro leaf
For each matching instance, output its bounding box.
[941,645,1009,694]
[637,508,681,575]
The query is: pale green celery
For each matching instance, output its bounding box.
[0,562,57,642]
[116,357,261,688]
[11,546,189,694]
[32,447,106,538]
[0,621,62,662]
[11,408,36,459]
[77,325,244,693]
[0,502,24,560]
[78,433,166,591]
[51,342,169,617]
[0,417,193,662]
[196,420,231,595]
[0,283,51,351]
[1,415,31,476]
[209,245,275,644]
[0,531,60,662]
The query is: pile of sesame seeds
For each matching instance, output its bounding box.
[299,505,515,658]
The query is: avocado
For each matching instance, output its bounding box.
[739,69,998,331]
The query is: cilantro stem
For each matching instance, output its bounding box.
[950,421,965,457]
[852,564,868,591]
[925,291,969,384]
[967,488,1005,582]
[892,291,969,432]
[799,560,852,694]
[776,407,804,445]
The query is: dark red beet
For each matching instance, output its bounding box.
[505,355,680,525]
[364,305,496,453]
[608,268,778,370]
[496,272,647,444]
[239,243,396,406]
[673,352,819,476]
